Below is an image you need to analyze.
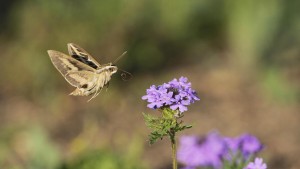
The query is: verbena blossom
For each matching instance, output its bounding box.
[240,134,264,158]
[244,158,267,169]
[177,132,226,169]
[178,132,264,169]
[224,134,264,160]
[142,77,199,113]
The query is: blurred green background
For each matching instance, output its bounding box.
[0,0,300,169]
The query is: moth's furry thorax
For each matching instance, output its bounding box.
[96,64,118,74]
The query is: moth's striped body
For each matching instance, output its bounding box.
[48,43,118,101]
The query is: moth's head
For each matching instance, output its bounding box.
[107,65,118,74]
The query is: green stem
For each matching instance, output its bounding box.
[171,129,177,169]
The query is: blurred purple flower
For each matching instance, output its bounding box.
[178,132,264,169]
[177,132,226,169]
[223,136,242,160]
[181,167,196,169]
[142,77,199,113]
[244,158,267,169]
[224,136,241,152]
[240,134,264,158]
[224,134,263,160]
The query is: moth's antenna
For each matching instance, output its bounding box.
[118,68,133,81]
[113,51,127,64]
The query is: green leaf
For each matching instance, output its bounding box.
[142,108,193,144]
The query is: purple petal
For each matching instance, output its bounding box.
[244,157,267,169]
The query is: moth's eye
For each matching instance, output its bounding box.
[109,68,115,72]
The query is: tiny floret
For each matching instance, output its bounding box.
[244,157,267,169]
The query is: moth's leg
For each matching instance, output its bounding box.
[93,75,107,98]
[92,87,103,101]
[87,81,99,102]
[87,95,95,102]
[87,88,97,102]
[105,82,109,92]
[87,86,103,102]
[93,77,105,98]
[87,77,102,102]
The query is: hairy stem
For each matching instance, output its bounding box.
[170,129,177,169]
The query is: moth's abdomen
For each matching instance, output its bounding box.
[69,88,83,96]
[69,86,96,96]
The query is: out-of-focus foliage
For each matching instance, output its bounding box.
[61,131,147,169]
[1,0,300,101]
[0,0,299,169]
[62,149,147,169]
[0,126,60,169]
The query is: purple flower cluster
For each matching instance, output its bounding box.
[177,132,264,169]
[224,134,264,160]
[142,77,199,113]
[178,132,226,169]
[244,158,267,169]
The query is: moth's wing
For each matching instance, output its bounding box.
[67,43,101,69]
[64,71,96,88]
[48,50,95,77]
